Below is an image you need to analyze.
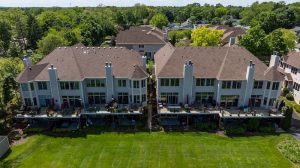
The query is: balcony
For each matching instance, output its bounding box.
[14,106,81,119]
[81,104,144,115]
[158,104,220,115]
[219,107,284,119]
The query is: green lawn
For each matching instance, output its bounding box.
[0,132,296,168]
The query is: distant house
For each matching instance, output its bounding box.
[154,43,284,109]
[279,51,300,104]
[293,26,300,36]
[116,26,167,59]
[206,25,246,46]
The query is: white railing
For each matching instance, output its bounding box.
[0,136,10,158]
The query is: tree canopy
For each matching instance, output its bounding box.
[150,14,169,29]
[191,27,224,46]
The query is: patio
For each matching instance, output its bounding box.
[220,107,284,118]
[81,104,144,115]
[158,105,220,115]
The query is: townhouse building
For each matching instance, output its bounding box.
[116,26,167,59]
[279,51,300,104]
[154,44,284,110]
[17,46,148,112]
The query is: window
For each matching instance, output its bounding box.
[263,97,268,105]
[253,81,263,89]
[38,95,51,107]
[139,45,144,48]
[142,94,146,102]
[222,81,231,89]
[293,82,300,91]
[38,82,47,90]
[33,97,37,106]
[133,80,140,88]
[232,81,242,89]
[21,83,28,91]
[272,82,280,90]
[170,78,179,86]
[291,67,298,74]
[133,95,140,104]
[145,52,151,57]
[30,83,34,91]
[160,92,178,104]
[118,92,129,104]
[220,95,239,107]
[266,81,271,90]
[161,78,179,86]
[268,98,276,106]
[141,80,146,88]
[86,79,105,87]
[61,82,79,90]
[195,92,214,104]
[62,96,81,108]
[196,78,214,86]
[70,82,79,90]
[118,80,126,87]
[24,98,32,106]
[250,95,263,107]
[88,92,106,105]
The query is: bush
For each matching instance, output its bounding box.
[246,119,260,132]
[294,104,300,113]
[282,87,290,97]
[225,126,246,135]
[278,137,300,163]
[286,93,294,101]
[258,126,275,133]
[194,122,217,131]
[281,106,293,130]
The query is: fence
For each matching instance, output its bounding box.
[0,136,10,158]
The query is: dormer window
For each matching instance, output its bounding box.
[291,67,297,74]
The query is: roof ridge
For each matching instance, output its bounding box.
[156,44,176,76]
[71,48,84,79]
[216,47,231,79]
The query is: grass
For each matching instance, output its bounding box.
[278,136,300,164]
[0,132,297,168]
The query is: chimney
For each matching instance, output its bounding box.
[22,54,32,69]
[105,62,114,103]
[183,60,193,105]
[48,64,61,108]
[269,51,280,68]
[229,37,236,46]
[142,55,147,69]
[243,60,255,106]
[163,28,168,42]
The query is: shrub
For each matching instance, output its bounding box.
[294,104,300,113]
[281,106,293,130]
[278,137,300,163]
[225,126,246,135]
[258,126,275,133]
[246,119,260,132]
[282,87,290,97]
[194,122,217,131]
[286,93,294,101]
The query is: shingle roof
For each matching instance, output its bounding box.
[116,26,166,45]
[17,46,148,82]
[207,25,246,45]
[285,52,300,68]
[155,44,284,81]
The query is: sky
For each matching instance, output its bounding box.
[0,0,299,7]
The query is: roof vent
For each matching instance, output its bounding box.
[81,47,84,49]
[87,47,89,49]
[109,47,112,49]
[75,47,78,49]
[59,47,61,49]
[114,47,117,49]
[92,47,94,49]
[97,47,100,49]
[104,47,106,49]
[64,47,67,49]
[120,47,123,49]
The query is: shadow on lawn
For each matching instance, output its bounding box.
[0,149,22,168]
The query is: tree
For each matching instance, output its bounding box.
[253,11,278,33]
[37,29,67,55]
[191,27,224,46]
[279,28,298,50]
[0,21,12,56]
[238,26,270,57]
[80,19,105,46]
[281,106,293,130]
[275,7,296,29]
[267,29,288,55]
[26,14,42,49]
[150,14,169,29]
